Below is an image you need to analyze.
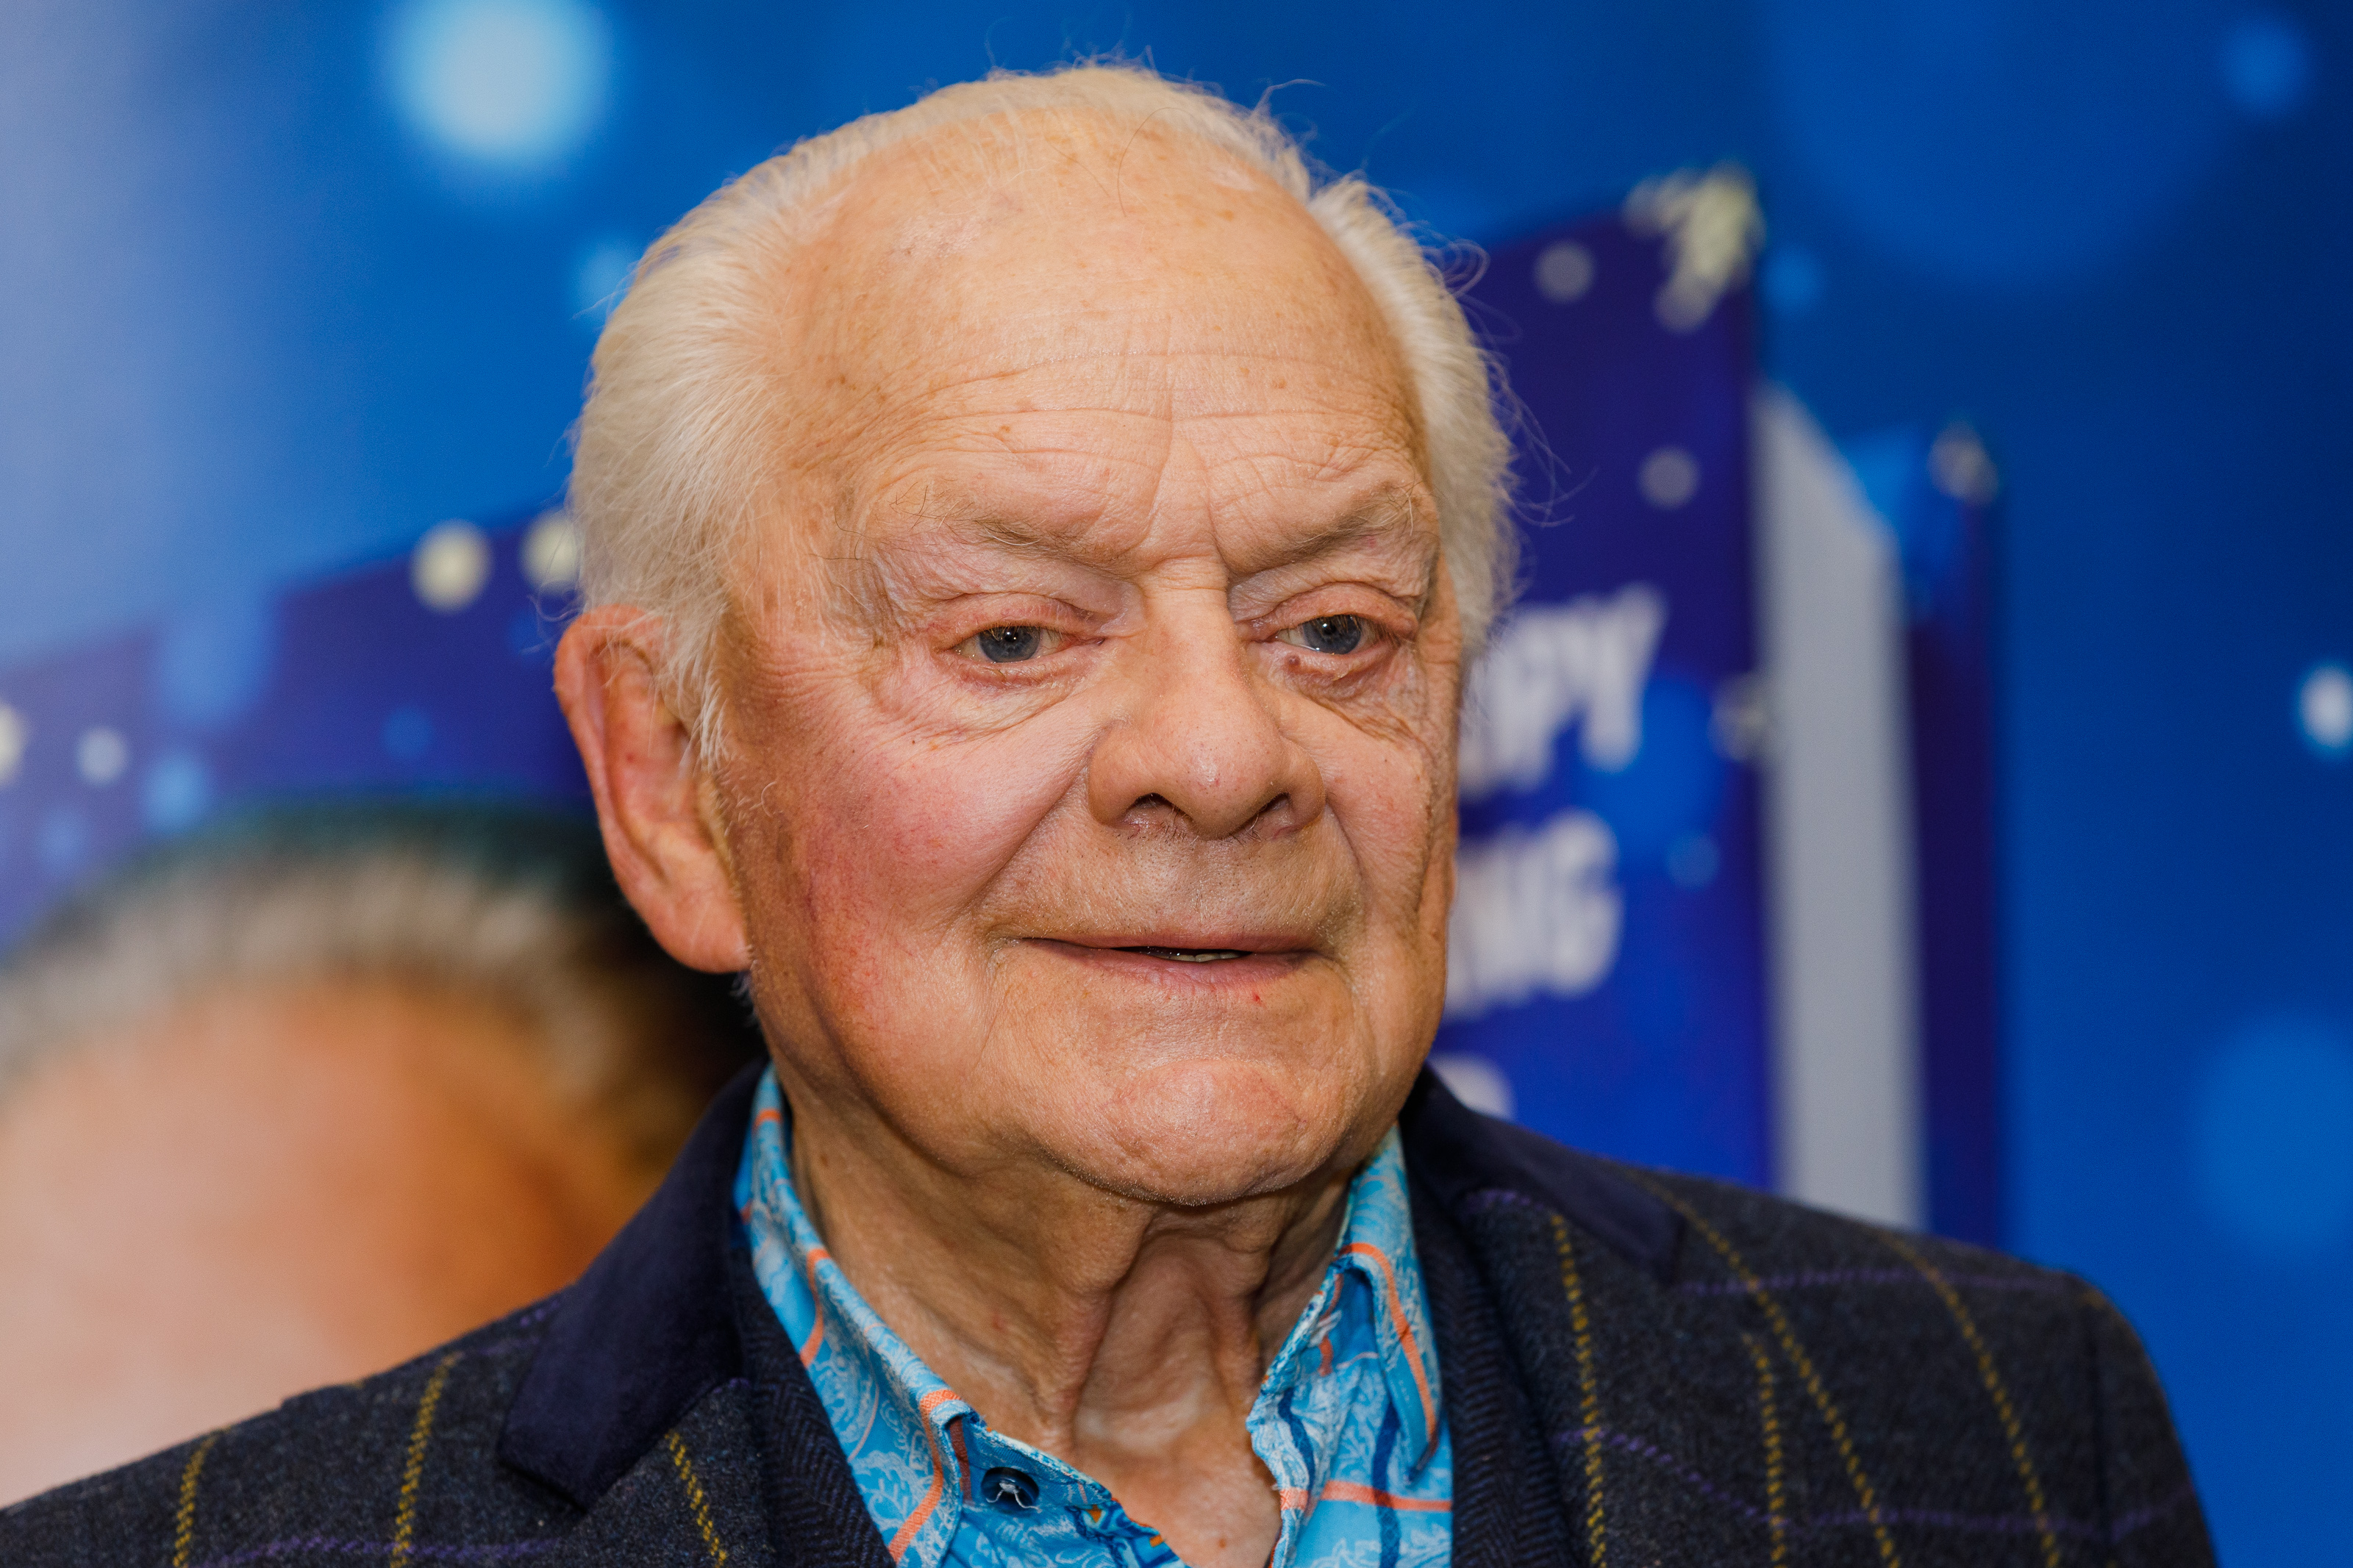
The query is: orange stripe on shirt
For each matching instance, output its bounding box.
[1318,1481,1451,1513]
[1338,1242,1439,1449]
[885,1389,961,1561]
[799,1247,831,1367]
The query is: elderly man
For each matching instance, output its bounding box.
[3,65,2207,1567]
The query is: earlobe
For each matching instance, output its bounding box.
[554,608,752,974]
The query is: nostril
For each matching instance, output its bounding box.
[1128,793,1174,815]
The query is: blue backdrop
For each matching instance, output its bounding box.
[2,4,2349,1560]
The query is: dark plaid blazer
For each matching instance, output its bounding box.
[2,1068,2211,1567]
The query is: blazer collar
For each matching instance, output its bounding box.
[499,1064,760,1509]
[1397,1070,1683,1286]
[499,1063,1680,1511]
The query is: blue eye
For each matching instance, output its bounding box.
[976,626,1044,663]
[1290,615,1365,655]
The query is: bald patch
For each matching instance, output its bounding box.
[722,109,1424,576]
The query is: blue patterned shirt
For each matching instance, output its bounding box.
[734,1069,1452,1568]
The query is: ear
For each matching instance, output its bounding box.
[555,606,751,973]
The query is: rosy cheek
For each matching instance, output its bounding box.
[792,704,1096,934]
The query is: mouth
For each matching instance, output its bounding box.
[1031,936,1313,981]
[1121,946,1252,964]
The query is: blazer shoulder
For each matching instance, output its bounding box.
[1440,1145,2213,1564]
[1592,1164,2213,1562]
[1628,1161,2063,1286]
[0,1297,579,1567]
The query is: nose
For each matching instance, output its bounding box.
[1085,599,1327,840]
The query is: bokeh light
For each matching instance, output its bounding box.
[388,0,613,169]
[0,704,26,787]
[2221,12,2313,122]
[140,749,213,834]
[521,509,581,593]
[1638,446,1701,509]
[1761,244,1824,315]
[74,726,128,787]
[1763,0,2235,285]
[412,519,492,612]
[1533,240,1596,304]
[2298,662,2353,758]
[2196,1019,2353,1259]
[570,236,638,326]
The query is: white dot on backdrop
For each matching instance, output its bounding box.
[1639,446,1701,509]
[2299,662,2353,756]
[1929,425,2000,506]
[389,0,612,168]
[522,509,582,592]
[1534,240,1596,304]
[0,702,26,786]
[413,519,493,612]
[76,726,128,787]
[1428,1053,1516,1120]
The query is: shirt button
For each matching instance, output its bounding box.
[980,1467,1040,1511]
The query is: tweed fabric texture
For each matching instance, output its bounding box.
[1458,1168,2212,1567]
[0,1072,2212,1567]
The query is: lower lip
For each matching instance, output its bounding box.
[1032,940,1312,986]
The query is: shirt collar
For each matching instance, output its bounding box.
[1304,1124,1445,1472]
[733,1068,1445,1564]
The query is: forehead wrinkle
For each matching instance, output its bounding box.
[854,462,1432,595]
[860,475,1146,579]
[776,121,1399,409]
[743,107,1427,590]
[1218,494,1439,593]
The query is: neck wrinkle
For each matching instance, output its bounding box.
[785,1085,1358,1459]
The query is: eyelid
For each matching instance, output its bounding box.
[935,594,1098,641]
[1252,592,1414,645]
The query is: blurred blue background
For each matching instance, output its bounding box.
[2,2,2349,1558]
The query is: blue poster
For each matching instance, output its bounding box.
[1433,176,1772,1186]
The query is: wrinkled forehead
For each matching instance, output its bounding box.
[757,108,1425,498]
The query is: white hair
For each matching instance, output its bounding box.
[569,60,1515,749]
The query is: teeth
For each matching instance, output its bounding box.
[1129,947,1249,963]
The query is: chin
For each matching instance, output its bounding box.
[1040,1054,1380,1209]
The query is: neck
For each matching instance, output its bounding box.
[781,1076,1365,1564]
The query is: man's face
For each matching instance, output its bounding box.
[714,118,1461,1206]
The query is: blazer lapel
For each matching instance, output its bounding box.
[1415,1175,1577,1564]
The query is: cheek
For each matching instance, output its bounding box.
[735,676,1098,978]
[1308,706,1452,937]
